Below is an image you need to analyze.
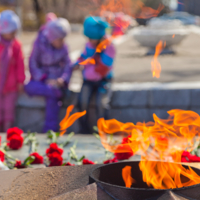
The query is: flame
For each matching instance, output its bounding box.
[60,105,86,136]
[97,109,200,189]
[99,0,164,20]
[122,166,136,188]
[134,2,164,19]
[139,160,200,189]
[79,58,96,65]
[151,40,165,78]
[77,0,165,66]
[96,37,113,53]
[79,36,114,66]
[172,34,175,38]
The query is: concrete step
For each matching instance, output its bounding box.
[15,82,200,132]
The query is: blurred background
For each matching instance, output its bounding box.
[0,0,179,30]
[1,0,200,132]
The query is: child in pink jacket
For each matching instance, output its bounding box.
[0,10,25,132]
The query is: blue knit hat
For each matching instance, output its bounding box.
[84,16,109,40]
[0,10,20,34]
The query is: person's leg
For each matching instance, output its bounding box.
[25,81,62,132]
[95,81,112,120]
[25,81,62,99]
[0,93,3,132]
[3,92,18,132]
[43,96,60,132]
[78,81,94,134]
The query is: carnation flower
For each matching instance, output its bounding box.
[48,152,63,167]
[7,134,23,150]
[181,151,200,162]
[7,127,23,140]
[14,160,25,169]
[114,136,134,160]
[65,162,75,166]
[30,152,44,164]
[0,151,5,162]
[82,158,95,165]
[46,143,63,156]
[104,157,118,164]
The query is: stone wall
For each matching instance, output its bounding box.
[15,82,200,133]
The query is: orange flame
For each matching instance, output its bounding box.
[60,105,86,136]
[79,36,114,66]
[151,40,166,78]
[98,109,200,189]
[122,166,136,188]
[99,0,164,20]
[139,160,200,189]
[172,34,175,38]
[78,0,165,66]
[134,2,164,19]
[79,58,96,65]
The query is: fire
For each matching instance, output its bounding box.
[60,105,86,136]
[97,109,200,189]
[172,34,175,38]
[79,58,96,65]
[134,2,164,19]
[151,40,165,78]
[79,36,114,66]
[139,160,200,189]
[78,0,165,66]
[122,166,136,188]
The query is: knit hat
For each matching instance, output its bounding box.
[45,12,57,23]
[0,10,20,34]
[44,18,71,42]
[84,16,109,40]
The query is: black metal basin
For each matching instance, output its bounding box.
[89,161,200,200]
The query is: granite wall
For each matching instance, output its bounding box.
[15,83,200,133]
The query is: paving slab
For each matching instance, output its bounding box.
[0,134,107,163]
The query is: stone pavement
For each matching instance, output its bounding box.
[0,133,106,163]
[0,133,141,163]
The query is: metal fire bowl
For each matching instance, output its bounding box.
[89,161,200,200]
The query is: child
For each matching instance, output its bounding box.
[74,16,116,134]
[0,10,25,132]
[25,18,72,132]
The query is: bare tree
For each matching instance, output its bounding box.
[32,0,43,27]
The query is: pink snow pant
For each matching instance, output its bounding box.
[0,92,18,124]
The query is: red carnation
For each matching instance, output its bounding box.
[46,143,63,156]
[7,134,23,150]
[0,151,4,162]
[14,160,25,169]
[48,152,63,167]
[114,152,133,160]
[7,127,23,140]
[104,157,118,164]
[122,136,131,144]
[65,162,75,166]
[181,151,200,162]
[82,158,95,165]
[114,136,134,161]
[30,152,44,164]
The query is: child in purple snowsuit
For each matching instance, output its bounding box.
[25,18,72,132]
